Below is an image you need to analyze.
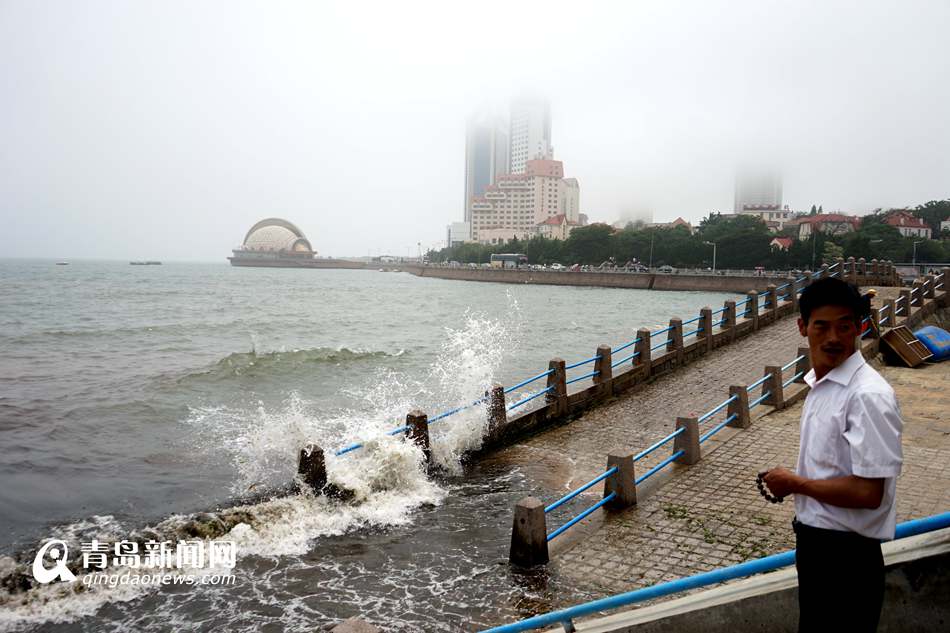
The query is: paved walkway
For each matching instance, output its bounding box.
[546,359,950,601]
[495,308,808,494]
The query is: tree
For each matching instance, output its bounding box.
[563,223,615,264]
[821,242,844,263]
[809,205,817,215]
[914,199,950,235]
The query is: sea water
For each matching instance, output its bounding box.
[0,260,737,631]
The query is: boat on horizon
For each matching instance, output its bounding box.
[55,261,69,266]
[130,261,162,265]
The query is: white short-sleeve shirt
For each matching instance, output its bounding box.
[796,350,903,540]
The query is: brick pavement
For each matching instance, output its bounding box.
[546,359,950,600]
[495,309,809,492]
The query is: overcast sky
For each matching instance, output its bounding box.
[2,1,948,261]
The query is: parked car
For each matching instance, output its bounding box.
[658,265,676,273]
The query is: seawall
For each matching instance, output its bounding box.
[402,265,897,293]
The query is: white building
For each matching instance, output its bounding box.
[446,222,471,248]
[739,204,794,230]
[509,97,552,174]
[884,211,931,239]
[470,159,581,244]
[463,110,509,225]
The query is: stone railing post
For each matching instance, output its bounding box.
[899,289,912,318]
[593,344,612,392]
[604,453,637,509]
[869,305,881,339]
[871,259,879,280]
[766,284,778,323]
[820,264,829,279]
[847,256,857,282]
[723,300,737,342]
[297,444,327,493]
[485,383,506,436]
[941,268,950,295]
[791,277,801,310]
[727,385,751,429]
[762,365,785,408]
[405,410,431,465]
[883,299,896,329]
[835,257,845,277]
[509,498,548,567]
[859,257,867,277]
[545,358,567,416]
[924,275,936,299]
[668,318,684,363]
[794,347,811,382]
[746,291,759,330]
[634,328,652,375]
[699,307,713,352]
[673,417,700,465]
[912,280,923,306]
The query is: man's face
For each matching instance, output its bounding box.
[798,304,858,374]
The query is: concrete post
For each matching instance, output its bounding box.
[485,383,506,436]
[766,284,778,323]
[604,453,637,509]
[509,497,548,567]
[794,347,811,382]
[802,270,813,287]
[297,444,327,493]
[899,289,912,318]
[836,257,845,278]
[924,275,936,299]
[667,317,684,363]
[883,299,896,329]
[820,264,829,279]
[727,385,751,429]
[847,256,857,283]
[763,365,785,408]
[673,417,700,465]
[912,280,923,306]
[634,328,652,375]
[405,410,430,465]
[746,291,759,330]
[723,300,737,342]
[941,268,950,295]
[593,344,612,391]
[545,357,568,417]
[869,304,881,339]
[698,307,713,352]
[859,257,867,277]
[791,277,801,310]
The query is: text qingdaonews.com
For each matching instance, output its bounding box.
[81,572,237,587]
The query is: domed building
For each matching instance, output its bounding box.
[229,218,317,267]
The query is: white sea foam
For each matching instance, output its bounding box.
[2,307,522,628]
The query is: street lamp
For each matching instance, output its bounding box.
[912,240,924,269]
[703,241,717,273]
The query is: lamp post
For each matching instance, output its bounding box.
[703,241,717,273]
[648,232,655,270]
[912,240,923,271]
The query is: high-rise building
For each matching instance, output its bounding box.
[508,97,552,174]
[463,111,508,225]
[734,168,782,213]
[470,159,581,244]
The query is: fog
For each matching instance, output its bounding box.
[1,1,948,261]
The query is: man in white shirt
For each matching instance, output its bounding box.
[762,277,903,632]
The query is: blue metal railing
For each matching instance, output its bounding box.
[634,427,685,462]
[481,512,950,633]
[683,315,703,325]
[507,386,555,411]
[782,371,805,388]
[747,374,769,391]
[700,413,738,443]
[612,337,641,354]
[781,355,804,372]
[547,493,617,541]
[749,391,772,408]
[504,369,554,394]
[635,450,684,485]
[566,370,599,386]
[683,327,704,338]
[545,467,618,514]
[565,356,601,371]
[611,351,640,368]
[698,395,738,423]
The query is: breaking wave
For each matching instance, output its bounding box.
[179,347,405,383]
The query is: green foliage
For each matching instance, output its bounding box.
[914,199,950,234]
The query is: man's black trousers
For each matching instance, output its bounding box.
[794,519,885,633]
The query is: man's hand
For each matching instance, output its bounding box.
[762,467,804,499]
[761,468,885,509]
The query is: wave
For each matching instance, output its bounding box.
[179,347,405,383]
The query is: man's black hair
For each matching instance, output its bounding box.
[798,277,870,324]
